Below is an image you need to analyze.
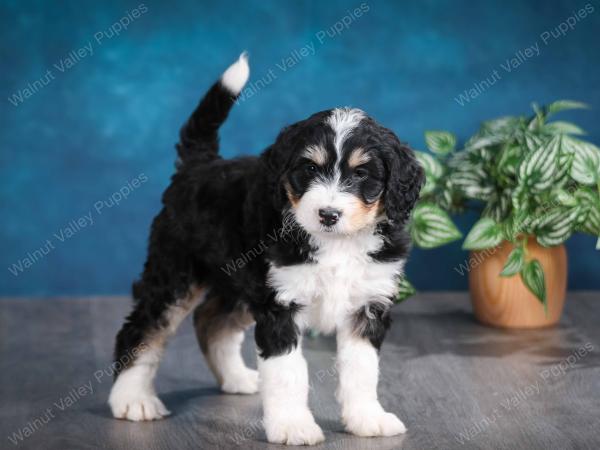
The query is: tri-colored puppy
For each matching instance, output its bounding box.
[108,53,424,445]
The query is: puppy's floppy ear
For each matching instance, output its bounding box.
[262,123,304,211]
[383,139,425,226]
[262,144,287,211]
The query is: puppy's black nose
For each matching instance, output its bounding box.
[318,208,341,226]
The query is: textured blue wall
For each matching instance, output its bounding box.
[1,0,599,296]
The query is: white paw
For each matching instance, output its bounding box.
[344,409,406,437]
[108,368,170,421]
[221,368,259,394]
[265,413,325,445]
[109,391,170,421]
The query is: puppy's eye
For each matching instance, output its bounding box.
[305,163,318,174]
[353,167,369,178]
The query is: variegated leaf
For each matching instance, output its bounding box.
[462,217,503,250]
[524,133,543,152]
[545,100,589,117]
[511,183,529,212]
[554,153,574,185]
[535,207,581,247]
[574,190,600,235]
[465,134,506,151]
[483,194,510,223]
[518,135,561,192]
[482,116,523,135]
[553,188,577,207]
[520,259,547,308]
[425,131,456,155]
[578,208,600,235]
[410,203,462,249]
[415,151,443,196]
[396,277,416,303]
[497,144,522,177]
[544,121,586,136]
[565,139,600,185]
[452,166,494,201]
[500,246,525,277]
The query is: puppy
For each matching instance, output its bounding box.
[108,53,424,445]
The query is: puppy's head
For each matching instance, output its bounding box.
[264,108,424,235]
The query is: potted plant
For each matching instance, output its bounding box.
[397,130,464,300]
[405,100,600,328]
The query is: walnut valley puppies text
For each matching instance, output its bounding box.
[7,3,148,107]
[7,173,148,277]
[6,343,147,447]
[236,2,370,103]
[454,3,595,106]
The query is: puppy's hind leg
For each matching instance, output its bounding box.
[108,283,204,421]
[193,294,258,394]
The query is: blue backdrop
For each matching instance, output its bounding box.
[1,0,599,296]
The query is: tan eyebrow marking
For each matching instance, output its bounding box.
[302,145,328,165]
[347,148,371,168]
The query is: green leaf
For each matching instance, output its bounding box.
[535,207,581,247]
[511,184,530,215]
[498,143,522,170]
[564,138,600,185]
[529,102,546,129]
[396,277,416,303]
[546,100,589,117]
[553,188,577,207]
[483,193,511,223]
[524,133,543,152]
[554,153,575,185]
[502,209,529,241]
[520,259,547,309]
[576,211,600,236]
[574,189,600,235]
[451,165,494,201]
[481,116,522,135]
[544,121,586,135]
[518,134,561,192]
[574,187,598,206]
[462,217,504,250]
[500,246,525,277]
[465,134,506,151]
[410,203,462,249]
[414,151,443,196]
[425,131,456,155]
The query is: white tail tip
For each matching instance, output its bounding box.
[221,52,250,95]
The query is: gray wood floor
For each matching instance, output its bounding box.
[1,293,599,450]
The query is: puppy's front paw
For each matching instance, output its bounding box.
[344,408,406,437]
[265,413,325,445]
[221,368,259,394]
[109,392,170,421]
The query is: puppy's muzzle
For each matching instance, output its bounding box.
[318,207,341,226]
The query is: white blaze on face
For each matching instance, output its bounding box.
[293,108,376,235]
[327,108,365,161]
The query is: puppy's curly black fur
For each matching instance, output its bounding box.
[110,55,424,440]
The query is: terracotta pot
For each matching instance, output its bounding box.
[469,237,567,329]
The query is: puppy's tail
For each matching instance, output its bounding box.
[176,52,250,163]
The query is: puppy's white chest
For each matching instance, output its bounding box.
[267,232,404,334]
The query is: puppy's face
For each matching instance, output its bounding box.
[269,108,424,236]
[285,115,386,235]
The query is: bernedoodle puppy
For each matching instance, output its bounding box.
[108,52,424,445]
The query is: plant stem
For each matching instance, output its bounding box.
[522,235,529,260]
